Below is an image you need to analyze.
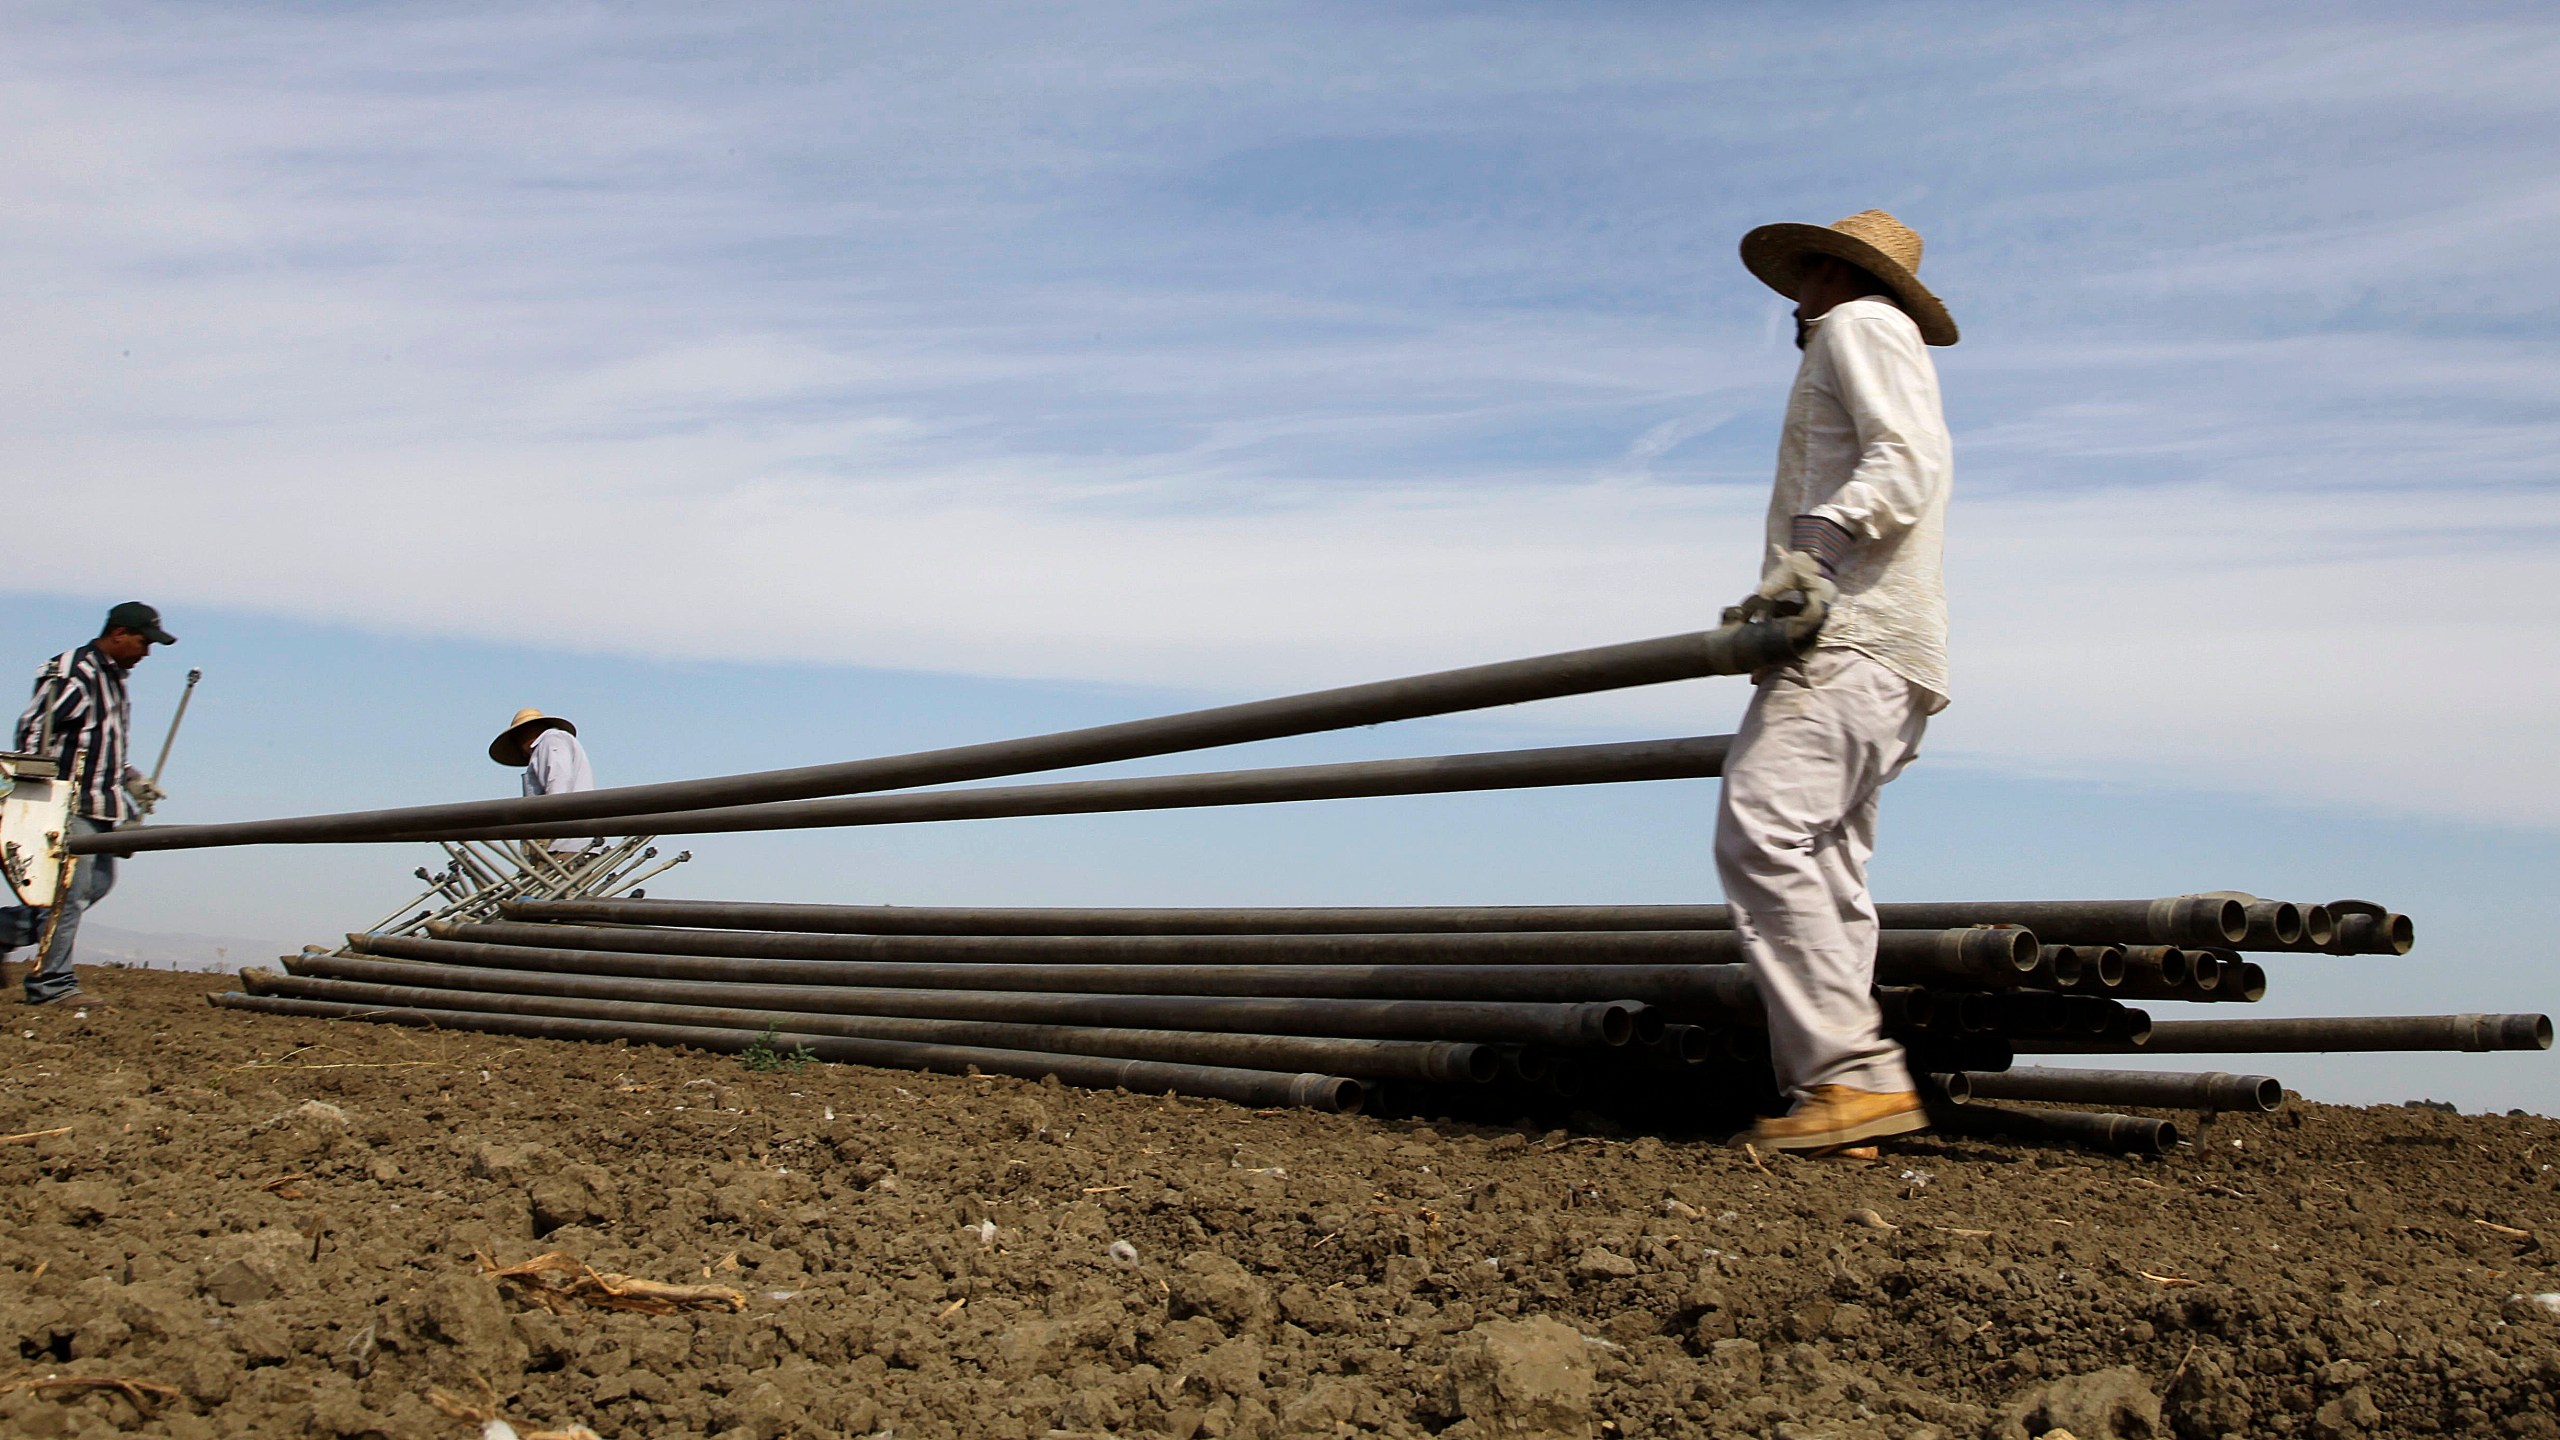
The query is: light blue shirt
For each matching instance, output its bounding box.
[521,728,595,852]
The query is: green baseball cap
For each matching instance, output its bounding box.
[103,601,176,645]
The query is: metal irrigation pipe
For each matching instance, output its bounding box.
[84,620,1818,855]
[423,735,1736,844]
[354,932,1770,1007]
[1925,1102,2180,1155]
[242,972,1498,1084]
[508,895,2249,946]
[285,950,1645,1047]
[1940,1066,2282,1113]
[2018,1013,2554,1054]
[211,992,1365,1112]
[433,920,2039,984]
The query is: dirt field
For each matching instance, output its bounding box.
[3,967,2557,1440]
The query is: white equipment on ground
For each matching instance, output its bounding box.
[0,752,79,909]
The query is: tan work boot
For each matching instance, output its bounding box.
[1745,1085,1928,1152]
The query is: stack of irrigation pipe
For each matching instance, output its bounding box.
[79,615,2530,1148]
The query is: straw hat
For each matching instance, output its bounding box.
[489,707,577,766]
[1739,209,1958,346]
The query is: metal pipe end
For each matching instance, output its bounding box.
[2093,946,2126,989]
[2188,950,2223,992]
[1290,1075,1364,1114]
[2119,1009,2153,1045]
[1631,1006,1668,1046]
[2160,948,2191,988]
[1666,1024,1717,1064]
[1998,926,2041,972]
[1597,1003,1638,1048]
[2298,904,2336,948]
[1509,1046,1554,1082]
[1456,1044,1501,1084]
[1957,993,1992,1033]
[2380,912,2415,955]
[2264,902,2305,947]
[2231,963,2267,1003]
[2049,947,2087,989]
[2515,1015,2556,1051]
[2138,1115,2180,1153]
[1930,1071,1972,1104]
[240,967,275,993]
[2200,897,2249,945]
[2246,1075,2283,1111]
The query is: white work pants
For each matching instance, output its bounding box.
[1713,648,1928,1100]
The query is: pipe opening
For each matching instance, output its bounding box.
[2189,951,2222,992]
[2299,904,2336,948]
[2160,948,2191,987]
[2268,902,2305,947]
[2208,898,2248,944]
[2093,946,2126,989]
[1598,1005,1635,1047]
[1460,1045,1502,1084]
[2046,948,2086,989]
[2248,1077,2283,1111]
[2003,928,2040,971]
[2231,963,2267,1003]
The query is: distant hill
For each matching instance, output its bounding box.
[65,923,306,974]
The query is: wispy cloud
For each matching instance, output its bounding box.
[3,2,2556,825]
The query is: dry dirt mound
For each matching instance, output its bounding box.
[3,968,2556,1440]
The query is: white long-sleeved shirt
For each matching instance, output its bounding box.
[1763,296,1952,708]
[522,728,595,852]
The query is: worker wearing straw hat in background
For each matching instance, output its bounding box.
[1716,209,1956,1153]
[490,708,594,862]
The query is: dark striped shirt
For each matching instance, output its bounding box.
[14,644,132,822]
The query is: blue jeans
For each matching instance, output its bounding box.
[0,816,116,1003]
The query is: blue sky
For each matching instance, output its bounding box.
[4,3,2555,1109]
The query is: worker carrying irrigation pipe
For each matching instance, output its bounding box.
[489,708,596,863]
[1718,210,1956,1154]
[0,602,180,1006]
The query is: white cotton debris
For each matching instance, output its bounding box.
[1107,1240,1140,1267]
[481,1421,521,1440]
[2534,1293,2560,1319]
[975,1219,998,1248]
[1899,1169,1935,1187]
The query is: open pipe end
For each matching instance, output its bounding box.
[1631,1007,1668,1046]
[2160,948,2193,988]
[2094,946,2127,989]
[2248,1076,2284,1111]
[2510,1015,2555,1051]
[2206,898,2249,945]
[1667,1025,1717,1064]
[2299,903,2336,948]
[2267,902,2305,947]
[2189,951,2224,991]
[1998,926,2041,972]
[2383,913,2415,955]
[1454,1044,1501,1084]
[1290,1074,1365,1113]
[2045,947,2087,989]
[2121,1010,2154,1046]
[1598,1004,1638,1048]
[2143,1116,2181,1153]
[2231,963,2268,1003]
[1930,1071,1972,1104]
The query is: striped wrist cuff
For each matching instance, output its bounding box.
[1790,515,1855,577]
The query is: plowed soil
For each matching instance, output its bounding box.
[4,967,2557,1440]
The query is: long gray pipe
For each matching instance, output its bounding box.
[81,620,1813,855]
[435,920,2038,983]
[210,992,1364,1112]
[286,950,1642,1047]
[394,735,1732,844]
[506,895,2258,948]
[242,971,1498,1083]
[353,932,1774,1006]
[1942,1066,2282,1112]
[2018,1013,2553,1054]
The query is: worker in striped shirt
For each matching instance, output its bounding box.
[0,601,178,1005]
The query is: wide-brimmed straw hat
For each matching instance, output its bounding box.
[489,708,577,766]
[1739,209,1958,346]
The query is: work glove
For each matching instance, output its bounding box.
[1721,549,1838,628]
[123,775,166,817]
